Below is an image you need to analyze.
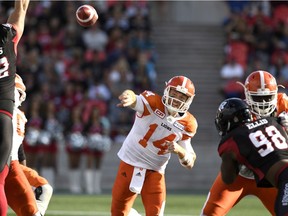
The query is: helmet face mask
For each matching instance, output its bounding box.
[215,98,252,136]
[244,70,278,116]
[162,76,195,114]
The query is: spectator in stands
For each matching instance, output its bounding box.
[220,56,245,99]
[83,50,107,82]
[65,105,86,194]
[128,7,151,32]
[105,2,130,33]
[249,13,273,69]
[84,107,111,194]
[106,56,134,129]
[133,51,157,92]
[87,77,111,102]
[23,96,43,170]
[269,54,288,90]
[56,82,83,124]
[38,101,63,189]
[82,22,108,52]
[22,29,42,54]
[1,1,154,193]
[106,28,126,64]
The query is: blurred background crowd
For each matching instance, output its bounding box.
[220,1,288,99]
[1,0,157,194]
[1,0,288,195]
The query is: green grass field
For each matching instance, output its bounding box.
[8,193,271,216]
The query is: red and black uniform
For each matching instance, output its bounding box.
[218,117,288,215]
[0,23,20,172]
[0,24,18,104]
[201,93,288,216]
[0,23,20,216]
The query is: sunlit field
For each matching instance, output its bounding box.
[8,194,271,216]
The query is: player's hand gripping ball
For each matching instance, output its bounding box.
[76,4,98,27]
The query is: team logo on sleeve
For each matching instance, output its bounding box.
[155,109,165,119]
[173,121,184,131]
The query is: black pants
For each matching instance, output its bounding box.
[0,99,13,172]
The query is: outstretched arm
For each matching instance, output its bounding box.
[117,90,137,108]
[7,0,30,37]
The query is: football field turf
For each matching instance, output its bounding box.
[8,194,271,216]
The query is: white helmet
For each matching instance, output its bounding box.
[244,70,278,116]
[162,76,195,113]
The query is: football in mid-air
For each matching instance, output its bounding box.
[76,4,98,27]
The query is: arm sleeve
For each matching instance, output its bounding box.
[131,95,144,113]
[178,139,196,168]
[18,144,26,163]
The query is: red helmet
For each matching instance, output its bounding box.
[244,70,278,116]
[162,76,195,113]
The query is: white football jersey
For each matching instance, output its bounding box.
[118,91,197,173]
[11,108,27,160]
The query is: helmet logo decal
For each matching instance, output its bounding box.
[219,101,227,111]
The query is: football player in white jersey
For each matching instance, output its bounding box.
[111,76,198,216]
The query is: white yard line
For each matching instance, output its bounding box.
[40,210,195,216]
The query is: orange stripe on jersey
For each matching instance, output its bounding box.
[141,101,150,117]
[140,91,166,117]
[179,113,198,139]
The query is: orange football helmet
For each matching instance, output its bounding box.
[15,74,26,106]
[162,76,195,113]
[244,70,278,116]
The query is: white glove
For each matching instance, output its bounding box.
[35,184,53,215]
[279,111,288,133]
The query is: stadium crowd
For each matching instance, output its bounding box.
[220,1,288,99]
[4,0,288,196]
[0,0,157,194]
